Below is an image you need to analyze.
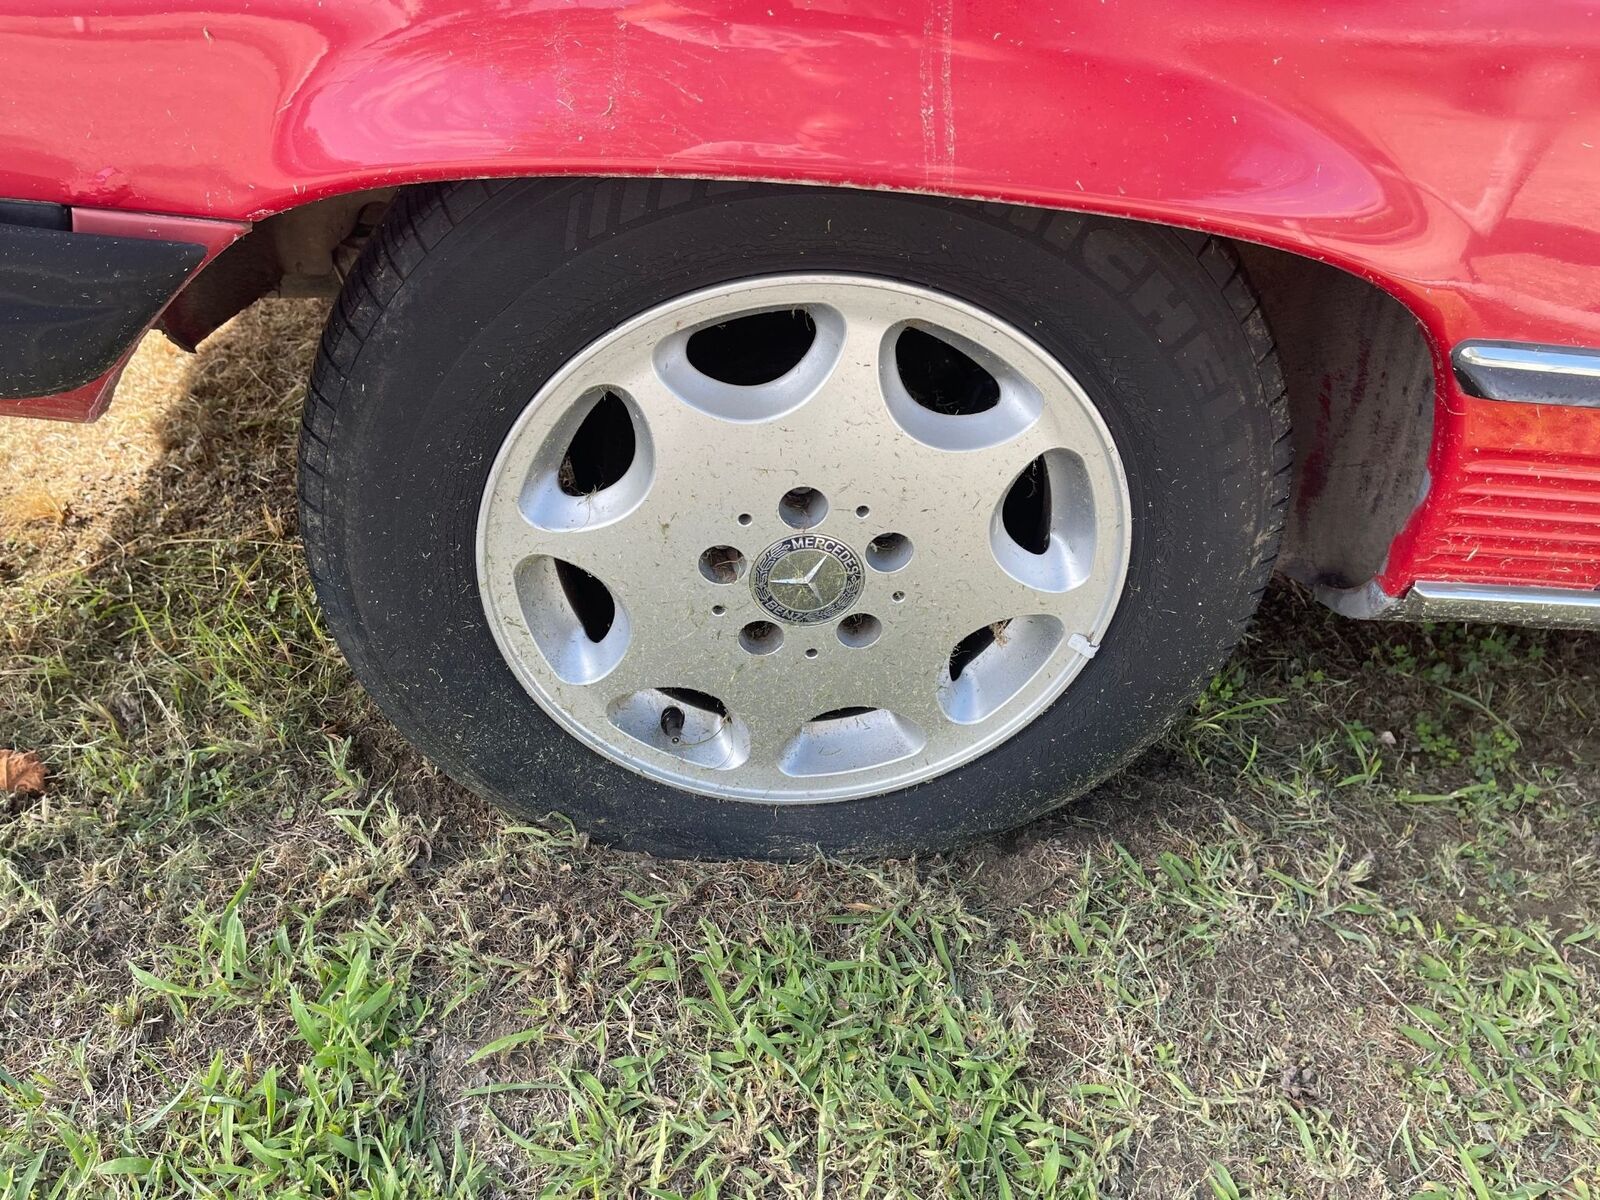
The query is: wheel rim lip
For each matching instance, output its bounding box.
[475,272,1133,804]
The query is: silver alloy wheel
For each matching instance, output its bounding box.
[476,275,1131,803]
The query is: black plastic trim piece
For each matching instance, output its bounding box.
[1452,339,1600,408]
[0,213,205,398]
[0,200,70,230]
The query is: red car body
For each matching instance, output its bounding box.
[2,1,1598,612]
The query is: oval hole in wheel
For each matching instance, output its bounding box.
[895,325,1000,415]
[514,556,631,684]
[1001,455,1052,555]
[991,449,1097,591]
[938,615,1064,724]
[559,390,635,495]
[554,559,615,642]
[779,708,926,777]
[655,305,845,423]
[812,706,877,720]
[881,321,1042,451]
[686,308,817,385]
[607,688,750,769]
[519,388,654,531]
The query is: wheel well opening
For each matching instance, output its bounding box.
[158,189,396,350]
[1229,240,1435,591]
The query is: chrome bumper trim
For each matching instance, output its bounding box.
[1405,581,1600,628]
[1316,579,1600,629]
[1452,340,1600,407]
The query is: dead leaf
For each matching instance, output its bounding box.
[1280,1060,1319,1104]
[0,749,46,796]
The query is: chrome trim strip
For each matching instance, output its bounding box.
[1406,581,1600,628]
[1452,340,1600,407]
[1318,578,1600,629]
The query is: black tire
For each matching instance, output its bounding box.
[299,179,1290,858]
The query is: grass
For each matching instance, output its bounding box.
[1,300,1598,1198]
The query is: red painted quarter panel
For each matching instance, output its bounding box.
[1,1,1596,595]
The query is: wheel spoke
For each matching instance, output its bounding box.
[808,302,897,432]
[722,665,839,762]
[895,421,1060,545]
[852,645,952,735]
[941,547,1116,643]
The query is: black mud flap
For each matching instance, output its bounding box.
[0,200,205,399]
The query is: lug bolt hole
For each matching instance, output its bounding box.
[855,504,871,518]
[804,647,819,659]
[737,512,753,526]
[779,486,828,529]
[739,620,784,655]
[866,532,913,573]
[837,613,882,649]
[892,590,906,603]
[698,545,747,584]
[711,604,726,616]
